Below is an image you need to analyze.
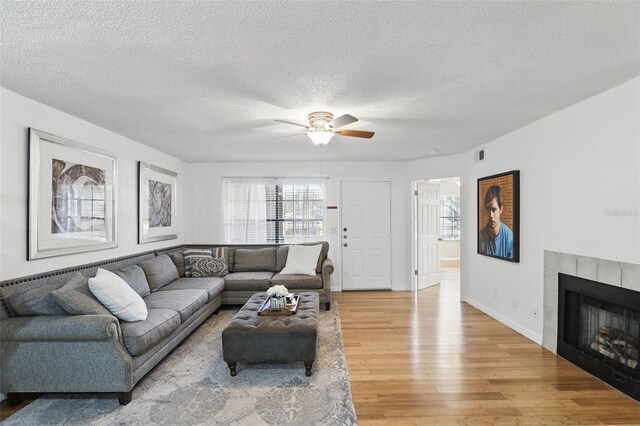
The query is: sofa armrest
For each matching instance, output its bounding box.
[0,315,133,395]
[322,257,334,277]
[0,315,119,342]
[321,258,334,309]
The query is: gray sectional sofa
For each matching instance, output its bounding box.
[0,242,332,405]
[159,242,333,309]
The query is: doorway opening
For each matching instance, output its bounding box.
[412,177,461,294]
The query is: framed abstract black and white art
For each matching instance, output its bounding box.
[138,162,177,244]
[28,128,117,259]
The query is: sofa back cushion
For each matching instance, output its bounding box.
[233,248,277,272]
[226,248,235,272]
[138,255,180,291]
[2,283,67,316]
[115,265,151,297]
[51,272,112,316]
[166,251,185,277]
[0,251,156,319]
[276,246,289,271]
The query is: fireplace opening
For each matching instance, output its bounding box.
[558,273,640,401]
[580,297,638,370]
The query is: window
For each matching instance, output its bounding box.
[440,195,460,240]
[222,178,325,244]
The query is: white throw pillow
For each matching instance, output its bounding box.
[280,244,322,276]
[88,268,148,322]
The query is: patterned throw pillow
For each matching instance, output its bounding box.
[184,248,228,277]
[191,258,229,278]
[212,247,229,272]
[212,247,227,258]
[183,249,212,277]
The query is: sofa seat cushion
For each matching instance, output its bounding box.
[157,277,224,303]
[223,272,275,291]
[143,289,208,322]
[120,308,180,356]
[270,273,323,290]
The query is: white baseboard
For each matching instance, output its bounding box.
[465,297,542,344]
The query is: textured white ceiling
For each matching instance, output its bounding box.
[2,1,639,162]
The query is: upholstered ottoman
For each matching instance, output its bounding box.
[222,292,319,376]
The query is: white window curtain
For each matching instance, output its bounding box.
[222,177,325,244]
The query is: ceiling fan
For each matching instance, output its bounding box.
[276,111,375,146]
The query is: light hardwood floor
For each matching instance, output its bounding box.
[333,270,640,425]
[2,271,638,424]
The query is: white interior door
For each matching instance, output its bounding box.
[417,181,440,289]
[341,181,391,290]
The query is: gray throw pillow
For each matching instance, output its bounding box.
[115,265,151,297]
[4,284,67,316]
[51,273,111,316]
[191,257,229,278]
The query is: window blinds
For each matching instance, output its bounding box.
[222,177,325,244]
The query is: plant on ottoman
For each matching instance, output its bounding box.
[267,285,288,308]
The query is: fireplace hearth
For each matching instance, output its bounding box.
[558,273,640,401]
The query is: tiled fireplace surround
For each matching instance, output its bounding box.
[542,251,640,353]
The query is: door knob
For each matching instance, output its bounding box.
[343,235,348,239]
[343,227,347,232]
[343,243,348,247]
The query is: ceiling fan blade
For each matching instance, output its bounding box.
[276,132,308,139]
[329,114,358,129]
[274,119,309,128]
[336,129,375,139]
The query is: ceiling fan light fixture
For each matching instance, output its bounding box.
[308,131,334,146]
[277,111,372,145]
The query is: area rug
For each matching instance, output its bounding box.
[2,303,357,426]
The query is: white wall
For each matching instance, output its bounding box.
[463,77,640,343]
[0,89,190,280]
[184,161,410,291]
